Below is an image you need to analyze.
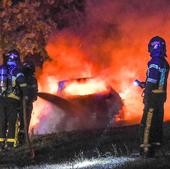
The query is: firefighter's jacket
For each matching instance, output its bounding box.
[6,66,28,100]
[144,56,169,102]
[25,73,38,102]
[22,65,38,102]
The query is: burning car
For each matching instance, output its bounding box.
[54,77,124,130]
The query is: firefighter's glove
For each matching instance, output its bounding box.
[140,82,146,88]
[134,80,145,88]
[32,96,37,102]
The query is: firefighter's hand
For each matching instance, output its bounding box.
[133,80,145,88]
[32,96,37,102]
[140,82,146,88]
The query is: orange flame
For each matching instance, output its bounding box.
[30,32,170,132]
[30,1,170,131]
[30,32,170,133]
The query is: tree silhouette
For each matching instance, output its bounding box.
[0,0,85,64]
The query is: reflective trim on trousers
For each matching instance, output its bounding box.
[140,143,151,148]
[6,138,17,147]
[143,108,154,152]
[6,117,19,148]
[15,116,19,147]
[0,138,5,142]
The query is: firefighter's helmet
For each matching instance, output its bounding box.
[23,62,35,74]
[148,36,166,57]
[4,49,21,66]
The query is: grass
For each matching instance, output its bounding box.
[0,122,170,168]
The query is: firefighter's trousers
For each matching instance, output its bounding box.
[19,101,33,132]
[19,101,33,144]
[140,93,165,153]
[0,97,20,148]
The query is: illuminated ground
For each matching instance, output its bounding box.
[1,122,170,169]
[17,157,135,169]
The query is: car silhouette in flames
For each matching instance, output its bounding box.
[38,77,124,131]
[55,77,124,129]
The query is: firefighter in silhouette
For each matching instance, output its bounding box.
[18,60,38,145]
[0,49,28,150]
[139,36,169,157]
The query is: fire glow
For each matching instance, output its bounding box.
[30,0,170,133]
[63,78,108,96]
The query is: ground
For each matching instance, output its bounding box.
[0,122,170,168]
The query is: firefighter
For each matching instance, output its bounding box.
[18,60,38,145]
[0,49,28,150]
[139,36,169,157]
[0,65,8,150]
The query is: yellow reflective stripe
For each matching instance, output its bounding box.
[0,138,5,142]
[143,108,154,152]
[20,83,27,87]
[140,143,151,148]
[6,138,16,143]
[6,117,19,148]
[12,76,16,87]
[7,93,20,100]
[152,86,165,93]
[14,117,19,147]
[152,89,165,93]
[6,138,17,148]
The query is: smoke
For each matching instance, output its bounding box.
[31,98,63,134]
[33,0,170,133]
[82,0,170,121]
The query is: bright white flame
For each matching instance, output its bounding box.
[119,89,130,100]
[118,77,144,123]
[47,76,59,94]
[64,79,108,96]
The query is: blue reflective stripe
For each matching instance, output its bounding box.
[148,64,160,70]
[159,68,166,86]
[147,78,157,84]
